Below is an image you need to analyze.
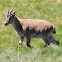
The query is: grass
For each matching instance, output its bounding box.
[0,0,62,62]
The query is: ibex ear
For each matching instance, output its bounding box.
[7,9,9,14]
[13,11,15,16]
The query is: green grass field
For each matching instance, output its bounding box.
[0,0,62,62]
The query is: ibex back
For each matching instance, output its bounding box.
[5,9,59,48]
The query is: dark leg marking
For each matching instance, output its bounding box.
[26,36,34,48]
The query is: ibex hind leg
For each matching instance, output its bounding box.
[49,36,59,46]
[42,38,50,47]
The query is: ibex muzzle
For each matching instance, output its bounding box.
[5,22,8,26]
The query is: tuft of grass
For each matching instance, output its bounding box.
[0,0,62,62]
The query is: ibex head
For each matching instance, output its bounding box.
[5,9,15,26]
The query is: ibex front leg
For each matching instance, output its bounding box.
[19,36,24,48]
[26,36,34,48]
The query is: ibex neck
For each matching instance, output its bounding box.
[12,17,23,34]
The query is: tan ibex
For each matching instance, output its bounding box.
[5,9,59,48]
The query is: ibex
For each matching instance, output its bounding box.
[5,9,59,48]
